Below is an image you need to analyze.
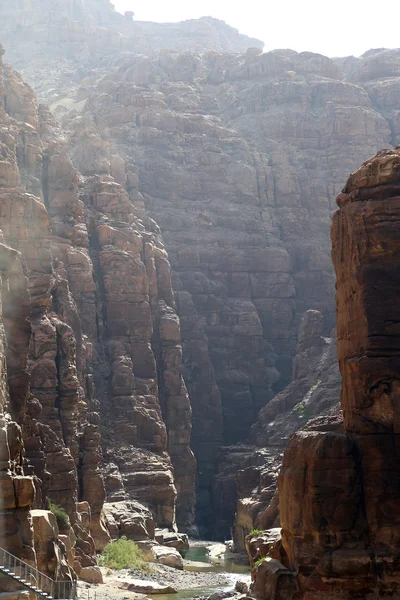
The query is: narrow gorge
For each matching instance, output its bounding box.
[0,1,400,599]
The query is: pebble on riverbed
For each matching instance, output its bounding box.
[109,563,232,591]
[235,581,249,594]
[78,542,252,600]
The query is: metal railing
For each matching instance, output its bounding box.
[0,546,76,599]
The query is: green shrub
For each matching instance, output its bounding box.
[249,529,263,537]
[254,557,267,569]
[48,500,70,528]
[99,537,149,571]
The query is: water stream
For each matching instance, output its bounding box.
[149,543,251,600]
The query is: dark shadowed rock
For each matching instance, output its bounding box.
[252,148,400,599]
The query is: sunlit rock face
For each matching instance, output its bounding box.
[0,47,76,589]
[0,44,197,592]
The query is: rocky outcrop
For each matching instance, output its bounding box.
[138,17,264,54]
[0,1,262,106]
[217,446,281,549]
[0,220,74,593]
[252,147,400,599]
[0,43,107,587]
[2,0,400,545]
[0,241,36,593]
[104,500,155,541]
[31,509,76,584]
[117,579,177,594]
[252,310,341,449]
[213,310,341,546]
[0,53,109,556]
[0,42,196,594]
[57,46,400,534]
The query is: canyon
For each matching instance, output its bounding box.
[0,1,400,598]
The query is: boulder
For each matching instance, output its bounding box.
[154,529,189,554]
[118,579,177,594]
[152,545,184,570]
[79,566,103,584]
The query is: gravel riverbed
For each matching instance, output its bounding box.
[78,563,248,600]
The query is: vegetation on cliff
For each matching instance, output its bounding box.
[48,501,70,529]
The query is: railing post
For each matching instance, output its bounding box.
[0,547,77,600]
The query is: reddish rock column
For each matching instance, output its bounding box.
[332,148,400,565]
[257,148,400,600]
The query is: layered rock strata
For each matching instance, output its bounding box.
[0,241,36,594]
[0,42,196,592]
[58,46,398,533]
[252,147,400,599]
[0,1,262,105]
[2,0,400,541]
[252,310,341,449]
[0,220,75,592]
[214,445,281,545]
[0,45,107,588]
[215,310,341,546]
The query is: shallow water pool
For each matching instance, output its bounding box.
[149,542,251,600]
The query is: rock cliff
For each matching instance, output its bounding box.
[57,46,399,534]
[215,309,341,546]
[0,40,196,593]
[250,147,400,599]
[0,1,263,105]
[1,0,400,546]
[0,47,90,590]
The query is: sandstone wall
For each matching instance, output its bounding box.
[251,148,400,599]
[2,0,400,540]
[59,48,400,534]
[215,310,341,546]
[0,1,262,106]
[0,45,196,592]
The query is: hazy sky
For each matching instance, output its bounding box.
[112,0,398,58]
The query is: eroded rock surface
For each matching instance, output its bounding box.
[2,0,400,546]
[7,39,400,536]
[214,310,341,546]
[0,1,262,106]
[57,46,400,534]
[252,148,400,599]
[0,42,196,594]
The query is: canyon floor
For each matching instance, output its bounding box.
[78,544,251,600]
